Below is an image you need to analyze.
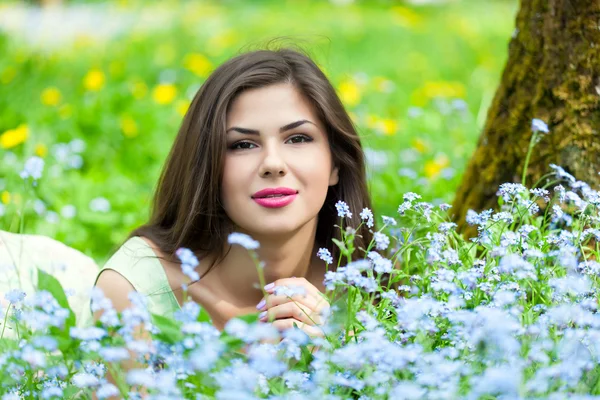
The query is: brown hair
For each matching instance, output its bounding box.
[129,45,374,282]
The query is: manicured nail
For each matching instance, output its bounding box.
[258,311,267,320]
[256,298,266,310]
[264,282,275,291]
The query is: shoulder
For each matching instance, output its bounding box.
[94,236,165,295]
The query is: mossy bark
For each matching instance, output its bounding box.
[452,0,600,236]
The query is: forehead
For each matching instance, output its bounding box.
[226,83,323,129]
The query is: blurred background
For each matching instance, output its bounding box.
[0,0,518,264]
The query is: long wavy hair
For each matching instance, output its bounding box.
[128,45,374,283]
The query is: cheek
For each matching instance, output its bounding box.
[220,159,246,205]
[301,149,333,183]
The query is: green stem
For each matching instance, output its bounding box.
[0,302,11,339]
[521,131,538,187]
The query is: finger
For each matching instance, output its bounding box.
[263,291,330,315]
[261,302,322,326]
[271,318,325,339]
[266,277,322,298]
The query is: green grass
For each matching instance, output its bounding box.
[0,0,518,264]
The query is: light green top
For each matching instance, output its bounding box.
[78,236,182,328]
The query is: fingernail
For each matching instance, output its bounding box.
[258,311,267,320]
[256,299,266,310]
[264,282,275,291]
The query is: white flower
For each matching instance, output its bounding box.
[60,204,76,219]
[20,156,44,180]
[89,197,111,213]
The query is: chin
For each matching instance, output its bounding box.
[240,216,316,238]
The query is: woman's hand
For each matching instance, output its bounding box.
[257,277,330,340]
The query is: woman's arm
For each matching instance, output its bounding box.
[92,270,151,400]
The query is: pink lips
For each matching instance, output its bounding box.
[252,187,298,209]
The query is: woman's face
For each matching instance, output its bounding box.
[222,82,339,238]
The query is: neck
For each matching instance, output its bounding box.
[209,219,319,309]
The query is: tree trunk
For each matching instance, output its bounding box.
[452,0,600,235]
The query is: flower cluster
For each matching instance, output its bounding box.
[2,162,600,399]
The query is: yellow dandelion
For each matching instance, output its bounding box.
[130,80,148,100]
[379,119,399,136]
[424,160,442,179]
[83,69,105,91]
[1,66,17,84]
[175,99,191,117]
[0,124,28,149]
[411,80,466,107]
[423,81,466,99]
[35,143,48,158]
[40,87,62,106]
[152,83,177,105]
[1,191,10,205]
[120,116,138,138]
[338,80,361,107]
[183,53,214,78]
[424,153,450,180]
[411,138,429,154]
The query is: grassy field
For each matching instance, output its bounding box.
[0,0,518,264]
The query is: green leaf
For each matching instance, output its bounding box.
[197,306,212,324]
[36,268,76,332]
[331,238,347,253]
[236,312,259,325]
[151,313,183,344]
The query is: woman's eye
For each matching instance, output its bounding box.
[229,141,256,150]
[229,135,312,150]
[287,134,312,144]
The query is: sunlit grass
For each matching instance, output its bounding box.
[0,0,518,264]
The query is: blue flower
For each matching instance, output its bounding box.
[227,232,260,250]
[531,118,549,133]
[4,289,26,304]
[335,200,353,218]
[382,215,397,226]
[373,232,390,251]
[71,372,100,388]
[359,208,374,228]
[175,247,200,281]
[96,383,119,399]
[20,156,44,181]
[175,247,198,267]
[317,248,333,264]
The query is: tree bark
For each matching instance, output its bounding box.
[452,0,600,235]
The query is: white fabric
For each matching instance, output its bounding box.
[0,230,99,339]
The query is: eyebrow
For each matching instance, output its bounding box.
[226,119,316,135]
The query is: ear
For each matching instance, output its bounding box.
[329,164,340,186]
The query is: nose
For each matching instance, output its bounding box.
[258,140,287,178]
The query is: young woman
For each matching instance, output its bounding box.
[80,46,374,341]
